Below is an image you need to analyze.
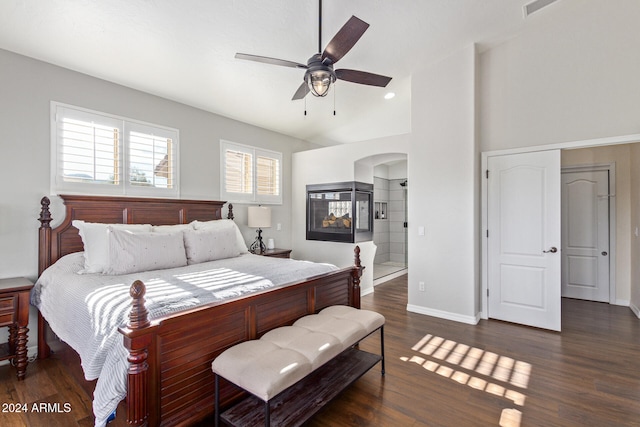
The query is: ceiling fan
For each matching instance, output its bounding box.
[235,0,392,100]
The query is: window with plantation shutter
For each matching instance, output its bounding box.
[51,102,179,197]
[256,155,280,196]
[58,116,121,185]
[221,140,282,204]
[225,149,253,195]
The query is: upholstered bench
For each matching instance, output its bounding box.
[212,305,385,427]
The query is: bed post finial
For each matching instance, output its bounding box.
[38,196,53,276]
[124,280,151,426]
[129,280,150,330]
[39,197,52,228]
[227,203,234,220]
[354,245,361,268]
[351,245,363,309]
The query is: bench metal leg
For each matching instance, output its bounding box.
[264,400,270,427]
[214,374,220,427]
[380,325,386,376]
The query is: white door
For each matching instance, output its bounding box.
[561,169,610,302]
[487,150,561,331]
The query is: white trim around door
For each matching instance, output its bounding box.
[561,163,617,304]
[481,132,640,321]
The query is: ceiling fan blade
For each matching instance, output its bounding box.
[321,16,369,64]
[235,53,307,69]
[335,69,392,87]
[292,82,310,100]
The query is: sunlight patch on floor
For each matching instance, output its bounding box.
[401,333,531,426]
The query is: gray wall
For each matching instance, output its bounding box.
[0,48,318,348]
[0,48,317,282]
[373,176,390,264]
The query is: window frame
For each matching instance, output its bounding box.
[50,102,180,198]
[220,140,283,205]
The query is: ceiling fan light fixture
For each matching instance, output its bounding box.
[307,69,336,97]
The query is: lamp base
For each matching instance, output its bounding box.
[249,228,266,254]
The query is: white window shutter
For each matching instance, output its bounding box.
[51,102,179,198]
[220,141,282,204]
[125,121,179,197]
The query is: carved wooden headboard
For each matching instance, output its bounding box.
[38,195,232,276]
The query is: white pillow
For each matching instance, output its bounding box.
[72,220,153,274]
[105,228,187,275]
[152,223,194,233]
[191,219,248,253]
[183,227,241,265]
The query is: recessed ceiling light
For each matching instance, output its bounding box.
[384,92,395,100]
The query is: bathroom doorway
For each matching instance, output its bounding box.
[373,161,408,285]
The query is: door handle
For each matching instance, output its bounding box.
[601,251,608,256]
[543,247,558,253]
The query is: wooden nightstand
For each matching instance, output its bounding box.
[0,277,33,380]
[258,248,292,259]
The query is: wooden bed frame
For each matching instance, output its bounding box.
[36,194,363,426]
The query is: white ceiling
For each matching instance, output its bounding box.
[0,0,553,145]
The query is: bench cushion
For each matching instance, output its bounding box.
[260,326,342,370]
[319,305,385,334]
[211,340,312,401]
[293,315,364,349]
[212,305,385,402]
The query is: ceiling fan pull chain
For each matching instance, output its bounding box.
[333,83,336,116]
[304,95,307,116]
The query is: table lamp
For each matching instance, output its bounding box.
[248,206,271,253]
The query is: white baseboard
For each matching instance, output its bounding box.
[406,304,480,325]
[361,286,375,297]
[630,302,640,319]
[373,270,407,287]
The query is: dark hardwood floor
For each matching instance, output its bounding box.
[2,275,639,426]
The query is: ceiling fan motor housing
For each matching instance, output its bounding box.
[304,54,336,97]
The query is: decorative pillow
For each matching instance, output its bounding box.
[72,220,153,274]
[183,227,241,265]
[105,228,187,275]
[151,223,194,233]
[191,219,248,254]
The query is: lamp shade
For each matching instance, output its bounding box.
[248,206,271,228]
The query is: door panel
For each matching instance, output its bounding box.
[561,170,609,302]
[487,150,561,331]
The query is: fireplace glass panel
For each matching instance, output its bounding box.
[306,182,373,243]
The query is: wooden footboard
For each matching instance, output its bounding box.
[119,248,363,426]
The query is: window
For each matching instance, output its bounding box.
[51,102,179,198]
[220,140,282,204]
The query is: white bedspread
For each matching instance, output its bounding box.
[31,252,338,427]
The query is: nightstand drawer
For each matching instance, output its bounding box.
[0,296,17,327]
[266,253,290,259]
[259,248,292,259]
[0,277,34,380]
[0,296,15,311]
[0,311,15,326]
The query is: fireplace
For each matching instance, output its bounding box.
[306,182,373,243]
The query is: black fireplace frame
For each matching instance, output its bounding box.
[306,181,374,243]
